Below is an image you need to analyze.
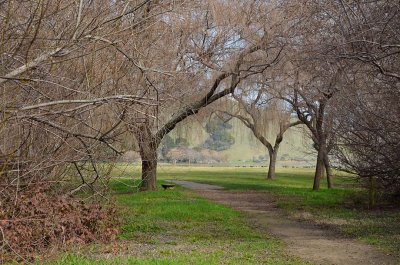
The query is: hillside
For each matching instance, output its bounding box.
[169,118,316,166]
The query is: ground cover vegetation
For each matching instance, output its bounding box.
[43,166,399,263]
[119,166,400,255]
[45,173,308,265]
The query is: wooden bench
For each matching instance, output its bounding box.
[161,183,176,190]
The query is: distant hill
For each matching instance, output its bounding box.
[168,118,316,166]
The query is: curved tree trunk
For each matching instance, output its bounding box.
[136,124,158,191]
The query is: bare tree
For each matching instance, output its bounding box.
[293,88,334,190]
[219,85,301,179]
[0,0,168,196]
[270,0,348,190]
[334,73,400,201]
[321,0,400,200]
[1,0,181,259]
[127,0,287,191]
[278,0,399,193]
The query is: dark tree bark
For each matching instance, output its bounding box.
[324,152,333,189]
[313,149,326,190]
[312,140,333,190]
[267,146,278,179]
[140,156,157,191]
[135,123,158,191]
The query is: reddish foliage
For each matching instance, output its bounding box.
[0,185,118,262]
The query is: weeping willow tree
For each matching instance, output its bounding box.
[126,0,287,191]
[217,82,301,179]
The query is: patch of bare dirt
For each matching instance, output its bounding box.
[186,187,398,265]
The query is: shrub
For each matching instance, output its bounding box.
[0,185,117,262]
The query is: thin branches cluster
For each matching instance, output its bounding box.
[228,0,400,195]
[0,0,173,260]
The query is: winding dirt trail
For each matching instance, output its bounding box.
[168,180,398,265]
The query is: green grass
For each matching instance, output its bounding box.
[113,165,358,207]
[111,165,400,255]
[47,171,308,265]
[47,165,399,264]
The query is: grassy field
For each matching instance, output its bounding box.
[112,165,400,255]
[47,165,399,264]
[47,167,310,265]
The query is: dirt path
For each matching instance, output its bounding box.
[167,180,224,190]
[168,180,397,265]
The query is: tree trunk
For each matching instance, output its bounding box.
[368,176,376,208]
[136,124,158,191]
[323,153,333,189]
[267,143,280,179]
[313,147,325,191]
[321,162,326,179]
[140,149,157,191]
[267,150,277,179]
